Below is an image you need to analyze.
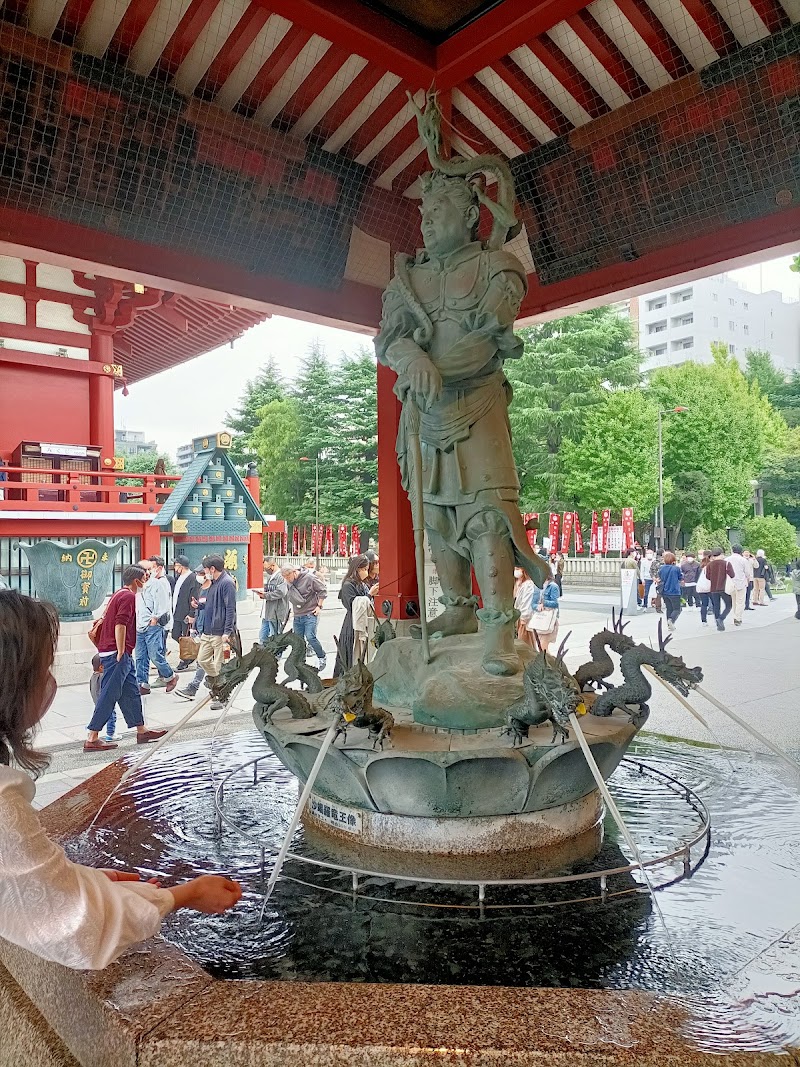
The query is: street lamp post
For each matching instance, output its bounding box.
[657,407,689,553]
[300,456,320,569]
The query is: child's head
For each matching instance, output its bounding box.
[91,654,103,673]
[0,590,59,775]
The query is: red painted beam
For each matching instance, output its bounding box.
[197,5,274,95]
[278,43,350,127]
[0,206,383,357]
[747,0,791,34]
[565,11,650,100]
[370,115,422,182]
[110,0,162,58]
[451,113,498,157]
[390,147,429,196]
[159,0,223,75]
[251,0,435,89]
[612,0,694,81]
[491,55,573,138]
[0,322,90,348]
[519,205,800,321]
[313,62,385,142]
[55,0,96,43]
[240,23,312,113]
[677,0,738,57]
[458,77,539,152]
[342,82,410,159]
[526,36,610,119]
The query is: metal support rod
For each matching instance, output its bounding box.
[120,692,213,785]
[253,758,260,785]
[657,408,664,553]
[600,873,608,902]
[695,684,800,779]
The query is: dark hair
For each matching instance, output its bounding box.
[0,591,58,776]
[148,555,165,568]
[663,551,676,564]
[345,555,370,583]
[732,544,743,554]
[91,654,102,671]
[203,554,225,573]
[122,564,145,586]
[711,547,723,557]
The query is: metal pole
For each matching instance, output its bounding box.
[314,455,320,570]
[657,410,664,553]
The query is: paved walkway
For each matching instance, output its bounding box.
[31,588,799,808]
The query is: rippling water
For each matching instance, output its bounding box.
[64,729,800,1051]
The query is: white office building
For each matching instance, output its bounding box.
[114,429,157,458]
[638,274,800,374]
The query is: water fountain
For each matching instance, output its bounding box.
[3,94,800,1066]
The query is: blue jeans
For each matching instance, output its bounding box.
[259,618,280,644]
[87,654,144,733]
[292,613,325,660]
[135,626,174,685]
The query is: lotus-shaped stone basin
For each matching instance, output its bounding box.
[14,538,124,619]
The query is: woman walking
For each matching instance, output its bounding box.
[514,566,536,648]
[658,551,683,631]
[527,574,561,654]
[333,555,372,676]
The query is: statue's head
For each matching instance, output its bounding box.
[419,171,480,257]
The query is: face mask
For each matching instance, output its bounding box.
[205,571,214,581]
[514,569,523,578]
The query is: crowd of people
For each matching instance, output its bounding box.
[628,544,790,633]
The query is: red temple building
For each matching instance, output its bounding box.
[1,0,799,612]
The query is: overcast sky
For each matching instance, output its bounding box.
[117,254,799,461]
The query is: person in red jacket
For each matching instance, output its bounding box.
[705,548,734,632]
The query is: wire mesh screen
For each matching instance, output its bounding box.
[0,0,797,304]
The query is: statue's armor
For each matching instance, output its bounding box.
[375,241,527,511]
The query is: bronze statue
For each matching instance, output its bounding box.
[374,92,549,676]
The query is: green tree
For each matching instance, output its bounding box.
[760,427,800,527]
[226,357,286,470]
[324,348,378,542]
[647,343,786,528]
[687,524,731,555]
[742,515,798,565]
[745,349,787,400]
[507,307,640,510]
[560,389,661,517]
[250,398,305,520]
[118,450,176,474]
[664,469,713,546]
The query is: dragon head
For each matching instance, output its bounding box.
[652,622,703,695]
[212,643,275,704]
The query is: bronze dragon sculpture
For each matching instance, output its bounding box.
[213,632,323,724]
[505,633,583,745]
[590,622,703,726]
[574,609,636,692]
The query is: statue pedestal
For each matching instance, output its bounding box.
[372,634,536,730]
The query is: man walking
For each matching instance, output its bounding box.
[85,565,168,751]
[707,548,734,631]
[639,549,657,611]
[680,552,701,608]
[283,563,327,671]
[752,550,768,605]
[257,557,289,643]
[170,554,197,669]
[726,545,749,626]
[743,549,756,610]
[196,554,237,692]
[135,557,177,694]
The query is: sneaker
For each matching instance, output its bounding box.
[100,734,116,743]
[701,621,708,626]
[175,686,198,701]
[317,657,327,671]
[138,684,151,695]
[734,619,743,626]
[745,607,755,611]
[136,729,168,745]
[716,620,725,631]
[165,676,178,694]
[150,677,168,688]
[176,660,193,672]
[667,621,675,632]
[210,699,224,711]
[203,677,213,690]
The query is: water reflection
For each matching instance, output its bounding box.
[64,730,800,1049]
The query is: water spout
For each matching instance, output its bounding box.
[694,684,800,780]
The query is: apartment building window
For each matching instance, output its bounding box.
[712,293,718,301]
[647,344,667,357]
[729,320,735,330]
[743,325,749,335]
[729,297,735,306]
[646,297,667,311]
[647,320,667,334]
[713,316,719,327]
[672,337,694,351]
[672,288,693,303]
[729,344,736,355]
[672,313,693,327]
[743,302,749,310]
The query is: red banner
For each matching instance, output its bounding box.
[600,509,611,554]
[292,526,299,555]
[325,524,333,556]
[338,524,348,556]
[621,507,635,551]
[523,512,539,548]
[548,513,560,551]
[574,512,584,554]
[350,525,360,555]
[589,511,598,554]
[560,511,573,553]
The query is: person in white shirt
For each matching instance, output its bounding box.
[0,589,242,970]
[726,545,749,626]
[134,557,177,694]
[513,566,536,648]
[639,550,657,610]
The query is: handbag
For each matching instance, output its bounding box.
[696,569,711,594]
[179,635,200,662]
[527,608,558,634]
[87,614,104,647]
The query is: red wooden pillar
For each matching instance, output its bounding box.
[245,471,264,589]
[141,520,161,559]
[377,362,417,619]
[88,331,116,467]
